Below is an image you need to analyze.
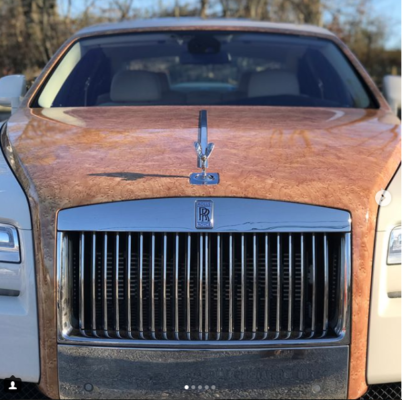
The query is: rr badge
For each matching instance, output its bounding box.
[195,200,214,229]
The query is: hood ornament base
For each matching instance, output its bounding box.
[190,171,220,185]
[190,110,220,185]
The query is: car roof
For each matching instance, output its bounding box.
[76,17,335,38]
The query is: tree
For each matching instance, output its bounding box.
[200,0,209,18]
[0,0,398,87]
[292,0,322,25]
[110,0,135,20]
[219,0,269,19]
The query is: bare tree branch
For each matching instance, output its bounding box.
[200,0,208,18]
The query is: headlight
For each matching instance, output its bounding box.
[387,226,401,265]
[0,223,20,263]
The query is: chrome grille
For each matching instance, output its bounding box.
[59,231,349,342]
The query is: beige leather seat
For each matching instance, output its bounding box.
[156,72,185,104]
[222,71,252,102]
[100,70,162,105]
[157,72,170,93]
[248,70,300,98]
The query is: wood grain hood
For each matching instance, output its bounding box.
[2,105,401,399]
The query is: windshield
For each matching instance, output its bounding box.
[33,31,375,108]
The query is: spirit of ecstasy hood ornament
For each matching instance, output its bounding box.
[190,110,220,185]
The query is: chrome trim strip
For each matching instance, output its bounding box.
[114,233,120,337]
[186,233,191,339]
[162,233,167,339]
[216,233,221,339]
[322,234,329,337]
[204,233,209,340]
[240,233,245,340]
[139,233,144,338]
[343,233,351,334]
[58,333,348,348]
[300,234,305,335]
[252,233,257,339]
[126,233,132,339]
[91,233,97,336]
[198,233,203,340]
[79,233,85,335]
[287,234,293,337]
[336,233,351,336]
[150,233,155,339]
[311,233,316,337]
[57,232,72,337]
[228,233,233,340]
[263,233,269,339]
[275,234,281,337]
[58,198,351,233]
[174,233,179,340]
[103,233,108,335]
[56,232,63,335]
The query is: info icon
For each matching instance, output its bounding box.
[4,376,22,393]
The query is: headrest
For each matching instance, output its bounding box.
[248,70,300,98]
[238,71,252,93]
[157,72,170,93]
[110,70,161,103]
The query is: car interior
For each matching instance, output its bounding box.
[34,31,374,109]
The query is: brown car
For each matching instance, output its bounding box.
[0,18,400,399]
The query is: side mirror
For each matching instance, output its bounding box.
[0,75,27,114]
[383,75,401,117]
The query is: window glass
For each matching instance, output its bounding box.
[33,31,375,108]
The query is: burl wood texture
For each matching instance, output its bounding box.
[3,106,400,399]
[2,26,400,400]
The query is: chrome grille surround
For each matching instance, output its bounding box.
[57,198,351,347]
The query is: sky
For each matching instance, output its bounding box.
[58,0,401,50]
[372,0,401,49]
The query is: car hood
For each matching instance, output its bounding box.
[3,106,400,211]
[3,105,400,400]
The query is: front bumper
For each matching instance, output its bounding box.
[58,345,348,399]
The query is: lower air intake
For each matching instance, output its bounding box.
[360,383,401,400]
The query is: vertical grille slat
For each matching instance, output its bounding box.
[311,233,317,337]
[287,234,293,337]
[67,231,347,342]
[126,233,132,338]
[174,233,179,339]
[91,233,97,336]
[323,233,329,336]
[263,233,269,339]
[276,233,281,337]
[186,233,191,339]
[79,233,85,335]
[114,233,120,337]
[198,234,204,340]
[139,233,144,338]
[300,233,305,336]
[252,233,257,339]
[150,233,155,339]
[229,233,233,340]
[240,233,245,340]
[103,233,108,336]
[204,233,210,340]
[162,233,167,339]
[216,233,221,339]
